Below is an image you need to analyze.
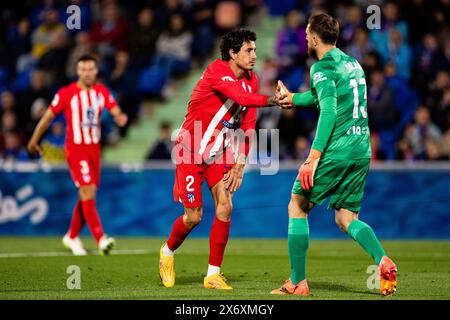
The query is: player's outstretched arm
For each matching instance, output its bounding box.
[109,106,128,127]
[27,108,55,156]
[298,65,337,190]
[298,93,336,190]
[277,80,315,107]
[212,77,290,108]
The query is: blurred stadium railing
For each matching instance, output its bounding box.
[1,160,449,239]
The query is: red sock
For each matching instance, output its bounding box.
[167,215,192,251]
[209,217,231,267]
[68,200,85,238]
[81,199,104,244]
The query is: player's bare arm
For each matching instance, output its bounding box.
[212,75,290,108]
[223,34,291,109]
[223,154,246,193]
[27,108,56,155]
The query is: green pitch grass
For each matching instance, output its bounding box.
[0,237,449,300]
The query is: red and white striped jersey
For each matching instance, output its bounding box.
[176,59,269,163]
[49,82,117,146]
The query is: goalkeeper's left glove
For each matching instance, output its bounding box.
[298,149,322,190]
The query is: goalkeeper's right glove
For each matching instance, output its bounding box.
[277,80,294,105]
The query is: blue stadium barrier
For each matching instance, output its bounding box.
[0,162,449,239]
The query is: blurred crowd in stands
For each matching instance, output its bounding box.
[258,0,450,161]
[0,0,261,162]
[0,0,449,163]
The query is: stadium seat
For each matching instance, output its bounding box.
[378,129,397,160]
[11,70,31,92]
[284,67,305,92]
[138,66,167,97]
[0,67,8,91]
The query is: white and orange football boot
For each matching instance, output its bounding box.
[270,278,309,296]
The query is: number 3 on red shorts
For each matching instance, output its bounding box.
[80,160,91,183]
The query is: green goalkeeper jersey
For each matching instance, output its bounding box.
[307,47,371,160]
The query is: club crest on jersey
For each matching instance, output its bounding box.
[187,192,195,203]
[83,108,97,128]
[86,108,95,122]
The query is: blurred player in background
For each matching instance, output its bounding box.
[28,54,128,256]
[159,29,289,289]
[271,14,398,296]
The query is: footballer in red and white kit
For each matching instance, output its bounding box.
[50,81,116,187]
[172,57,265,208]
[159,29,289,289]
[28,54,128,256]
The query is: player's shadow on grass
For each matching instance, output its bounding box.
[175,275,206,285]
[176,275,246,286]
[309,281,379,296]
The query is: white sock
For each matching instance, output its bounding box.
[207,264,220,277]
[162,243,174,256]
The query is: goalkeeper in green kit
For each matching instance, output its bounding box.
[271,13,397,297]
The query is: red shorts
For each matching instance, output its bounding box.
[65,144,101,188]
[173,150,235,208]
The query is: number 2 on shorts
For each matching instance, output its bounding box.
[186,175,195,192]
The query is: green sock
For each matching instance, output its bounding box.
[347,220,386,264]
[288,218,309,284]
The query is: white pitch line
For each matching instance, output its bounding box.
[0,249,154,258]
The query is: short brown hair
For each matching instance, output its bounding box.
[308,13,340,45]
[77,54,98,65]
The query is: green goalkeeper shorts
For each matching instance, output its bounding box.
[291,158,370,212]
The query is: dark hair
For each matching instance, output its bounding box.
[77,54,97,65]
[160,121,171,130]
[308,13,340,45]
[220,28,257,61]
